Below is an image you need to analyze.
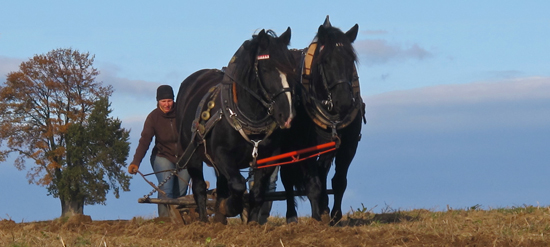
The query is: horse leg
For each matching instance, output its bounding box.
[330,158,349,225]
[305,159,323,221]
[218,171,246,218]
[213,174,229,224]
[280,165,298,223]
[330,138,359,225]
[247,166,276,224]
[317,154,333,217]
[187,155,208,222]
[258,166,279,224]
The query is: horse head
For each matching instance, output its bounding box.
[281,17,365,226]
[310,18,359,118]
[228,27,297,129]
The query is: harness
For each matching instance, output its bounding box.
[220,73,279,165]
[176,50,291,171]
[299,42,365,146]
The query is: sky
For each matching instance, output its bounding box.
[1,1,549,222]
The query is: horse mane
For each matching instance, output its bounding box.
[265,30,298,77]
[230,40,253,82]
[315,26,357,64]
[253,29,297,77]
[229,29,296,89]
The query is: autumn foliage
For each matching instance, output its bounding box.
[0,48,131,217]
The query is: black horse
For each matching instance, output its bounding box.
[281,17,365,225]
[175,28,298,223]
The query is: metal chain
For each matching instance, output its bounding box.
[142,169,178,199]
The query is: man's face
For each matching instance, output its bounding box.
[159,99,174,113]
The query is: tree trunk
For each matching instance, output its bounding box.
[60,197,84,218]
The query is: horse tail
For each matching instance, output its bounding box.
[281,162,307,200]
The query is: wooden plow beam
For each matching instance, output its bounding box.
[137,189,334,206]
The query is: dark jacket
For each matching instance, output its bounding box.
[131,105,182,167]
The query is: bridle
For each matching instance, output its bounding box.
[220,44,294,165]
[302,42,358,113]
[299,41,363,146]
[224,48,293,116]
[316,59,358,111]
[253,53,293,115]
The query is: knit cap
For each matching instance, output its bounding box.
[156,85,174,101]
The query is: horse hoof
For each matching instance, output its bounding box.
[199,217,209,223]
[321,214,331,224]
[286,216,298,224]
[240,208,249,223]
[213,213,228,225]
[329,217,342,226]
[218,198,242,217]
[218,199,228,215]
[248,221,260,226]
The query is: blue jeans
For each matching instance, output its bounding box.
[152,155,190,217]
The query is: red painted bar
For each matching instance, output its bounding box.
[256,142,336,165]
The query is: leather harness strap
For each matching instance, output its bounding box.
[304,42,317,77]
[299,42,365,132]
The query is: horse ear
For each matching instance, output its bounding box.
[279,27,291,46]
[257,29,269,49]
[258,29,267,38]
[317,24,327,41]
[323,15,332,28]
[346,24,359,43]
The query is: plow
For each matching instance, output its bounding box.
[137,142,336,224]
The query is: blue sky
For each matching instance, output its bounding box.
[1,1,549,222]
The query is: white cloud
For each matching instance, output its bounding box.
[1,56,161,100]
[354,39,432,66]
[97,66,160,99]
[362,29,388,35]
[364,77,550,133]
[485,70,523,80]
[370,77,550,105]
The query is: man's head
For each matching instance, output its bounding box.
[157,85,174,113]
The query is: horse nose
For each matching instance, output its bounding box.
[284,118,292,128]
[277,112,293,129]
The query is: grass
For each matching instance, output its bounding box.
[1,205,550,246]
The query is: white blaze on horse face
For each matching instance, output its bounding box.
[278,69,293,127]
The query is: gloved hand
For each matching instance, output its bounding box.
[128,164,139,174]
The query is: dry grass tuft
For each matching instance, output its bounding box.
[1,205,550,246]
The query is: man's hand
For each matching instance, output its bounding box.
[128,164,139,174]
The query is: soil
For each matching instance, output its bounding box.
[2,207,550,246]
